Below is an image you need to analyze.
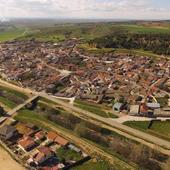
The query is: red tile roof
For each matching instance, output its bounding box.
[18,136,35,150]
[47,131,69,146]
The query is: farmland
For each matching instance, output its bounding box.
[22,23,170,42]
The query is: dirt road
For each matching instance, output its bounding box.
[0,146,25,170]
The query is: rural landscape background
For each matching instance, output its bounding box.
[0,0,170,170]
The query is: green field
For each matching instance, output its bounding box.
[124,121,170,141]
[0,96,16,108]
[0,85,28,108]
[124,121,150,131]
[74,100,118,118]
[0,28,25,42]
[150,121,170,139]
[73,160,114,170]
[0,85,28,99]
[115,24,170,34]
[21,23,170,42]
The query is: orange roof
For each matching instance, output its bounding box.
[47,131,58,141]
[47,131,68,146]
[54,135,69,146]
[18,136,35,150]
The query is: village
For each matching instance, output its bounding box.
[0,38,170,170]
[0,39,169,118]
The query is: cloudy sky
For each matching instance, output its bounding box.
[0,0,170,19]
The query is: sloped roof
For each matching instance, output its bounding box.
[0,125,16,136]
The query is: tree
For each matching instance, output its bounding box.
[74,122,88,137]
[0,106,5,116]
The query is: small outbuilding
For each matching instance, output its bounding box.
[129,105,140,115]
[146,103,160,109]
[113,102,123,112]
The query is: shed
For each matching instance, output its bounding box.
[113,103,123,111]
[146,103,160,109]
[129,105,140,115]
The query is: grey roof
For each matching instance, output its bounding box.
[0,125,16,136]
[147,103,160,109]
[113,102,123,110]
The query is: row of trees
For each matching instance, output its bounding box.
[90,33,170,55]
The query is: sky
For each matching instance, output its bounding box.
[0,0,170,20]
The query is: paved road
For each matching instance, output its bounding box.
[0,79,170,153]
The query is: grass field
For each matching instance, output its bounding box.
[73,160,114,170]
[124,121,170,141]
[124,121,150,131]
[0,85,28,109]
[0,85,28,99]
[116,24,170,34]
[74,100,118,118]
[0,28,25,42]
[150,121,170,138]
[0,96,16,108]
[22,23,170,43]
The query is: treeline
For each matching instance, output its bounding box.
[90,33,170,55]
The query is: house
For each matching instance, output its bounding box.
[0,125,18,140]
[54,135,69,147]
[129,105,140,115]
[47,132,58,142]
[34,146,55,165]
[47,131,69,146]
[113,102,123,112]
[18,136,36,152]
[35,131,46,141]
